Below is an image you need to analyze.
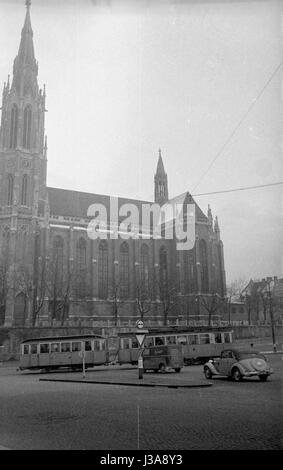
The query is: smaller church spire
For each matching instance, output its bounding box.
[207,204,213,226]
[154,149,169,204]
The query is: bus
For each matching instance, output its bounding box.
[143,345,183,373]
[117,327,234,365]
[19,334,112,371]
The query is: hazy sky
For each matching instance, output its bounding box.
[0,0,282,283]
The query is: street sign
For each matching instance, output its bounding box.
[136,319,144,329]
[135,328,149,348]
[136,333,146,348]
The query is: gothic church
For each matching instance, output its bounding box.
[0,3,226,327]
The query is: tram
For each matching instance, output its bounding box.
[117,327,234,365]
[19,327,234,371]
[19,334,117,371]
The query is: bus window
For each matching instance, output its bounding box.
[51,343,60,353]
[84,341,92,351]
[215,333,222,344]
[40,343,49,354]
[177,336,187,345]
[224,332,231,343]
[166,336,176,345]
[144,337,154,348]
[61,342,71,353]
[155,337,165,346]
[187,335,198,345]
[199,334,210,345]
[72,342,81,352]
[131,338,139,349]
[23,344,29,355]
[30,344,38,354]
[123,339,130,349]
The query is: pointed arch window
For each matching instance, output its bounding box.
[7,174,14,205]
[9,104,18,149]
[23,105,32,150]
[159,246,168,300]
[199,239,209,293]
[119,242,129,299]
[140,244,149,290]
[76,238,87,297]
[21,174,28,206]
[52,235,64,294]
[98,241,108,299]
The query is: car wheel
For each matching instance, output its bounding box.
[159,363,166,374]
[204,366,212,379]
[259,375,268,382]
[232,368,242,382]
[175,368,181,373]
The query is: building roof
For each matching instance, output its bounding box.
[47,187,208,223]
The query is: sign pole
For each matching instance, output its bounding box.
[82,343,85,379]
[138,349,144,379]
[135,320,148,380]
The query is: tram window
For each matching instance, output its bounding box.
[155,337,165,346]
[131,338,139,349]
[100,340,106,351]
[93,340,100,351]
[61,342,71,353]
[199,334,210,345]
[51,343,60,353]
[215,333,222,344]
[123,339,130,349]
[187,335,198,345]
[166,336,176,345]
[224,333,231,343]
[40,343,50,354]
[30,344,38,354]
[23,344,29,355]
[144,337,154,348]
[177,336,187,345]
[72,342,81,352]
[85,341,92,351]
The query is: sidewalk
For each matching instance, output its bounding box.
[39,366,212,388]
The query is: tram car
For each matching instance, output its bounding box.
[117,327,234,365]
[19,334,119,371]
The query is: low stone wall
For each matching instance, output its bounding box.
[0,324,282,361]
[232,325,283,340]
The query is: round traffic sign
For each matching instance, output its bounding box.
[136,319,144,329]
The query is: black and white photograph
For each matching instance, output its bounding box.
[0,0,282,454]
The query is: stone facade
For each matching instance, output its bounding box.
[0,4,226,328]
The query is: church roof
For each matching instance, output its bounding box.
[47,187,208,223]
[47,187,152,219]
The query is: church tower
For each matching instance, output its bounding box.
[154,149,168,205]
[0,1,48,326]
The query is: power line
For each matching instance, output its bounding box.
[192,59,283,192]
[192,181,283,197]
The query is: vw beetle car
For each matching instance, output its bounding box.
[203,348,273,382]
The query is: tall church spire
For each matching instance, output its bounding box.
[154,149,169,204]
[12,0,38,96]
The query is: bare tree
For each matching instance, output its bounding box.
[226,278,247,324]
[200,292,220,326]
[159,276,177,326]
[0,264,9,325]
[108,280,124,326]
[136,277,153,322]
[32,256,47,326]
[47,257,73,326]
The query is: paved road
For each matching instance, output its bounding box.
[0,354,282,450]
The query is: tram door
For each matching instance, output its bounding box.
[30,343,39,368]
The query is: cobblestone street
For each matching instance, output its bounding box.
[0,353,281,450]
